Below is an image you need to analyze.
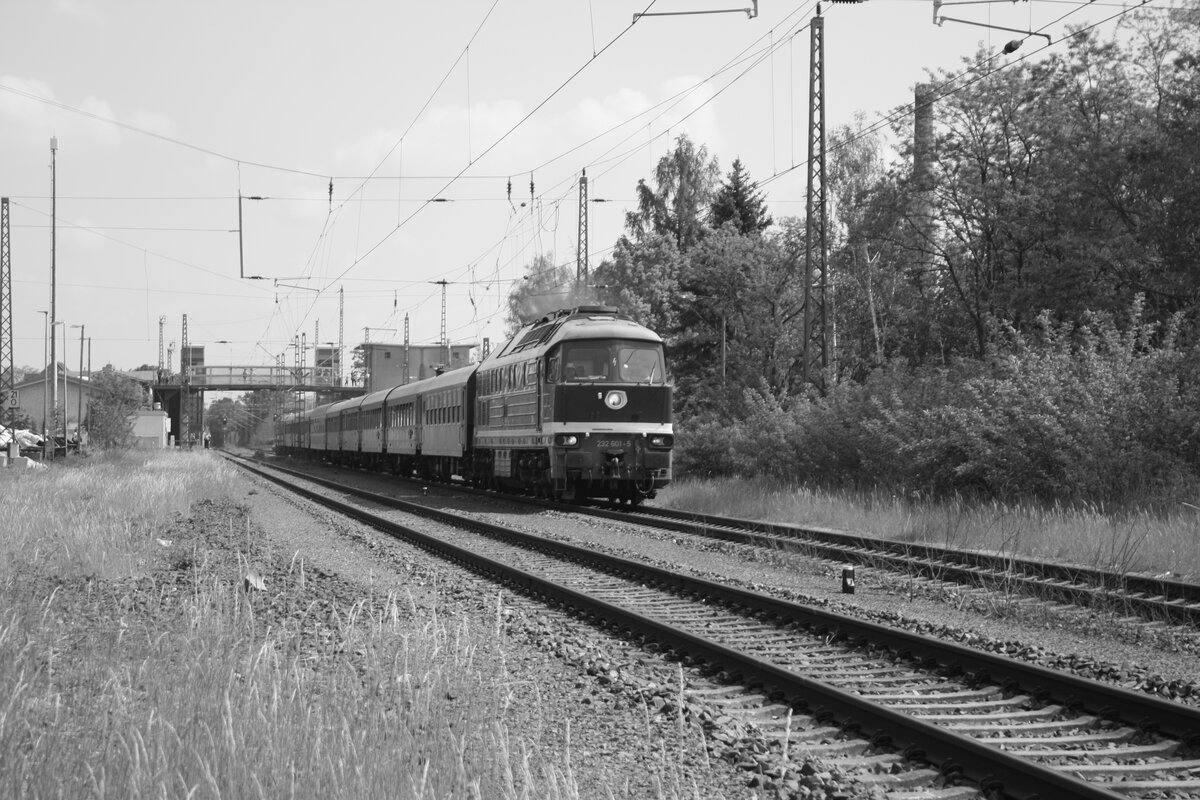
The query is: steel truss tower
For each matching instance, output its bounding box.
[181,314,190,446]
[801,11,829,390]
[1,198,13,425]
[577,170,589,285]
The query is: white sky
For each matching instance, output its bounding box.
[0,0,1174,375]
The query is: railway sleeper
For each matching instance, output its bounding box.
[854,767,943,789]
[860,687,1003,702]
[940,714,1100,735]
[1063,757,1200,777]
[1010,740,1179,759]
[985,727,1137,747]
[1092,777,1200,794]
[887,789,981,800]
[882,695,1035,714]
[918,704,1067,724]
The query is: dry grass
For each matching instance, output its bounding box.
[657,477,1200,581]
[0,449,238,578]
[0,451,596,800]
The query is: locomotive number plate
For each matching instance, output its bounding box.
[595,439,630,449]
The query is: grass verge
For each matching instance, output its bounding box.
[0,451,586,799]
[657,477,1200,581]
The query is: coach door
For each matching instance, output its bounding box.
[540,351,557,428]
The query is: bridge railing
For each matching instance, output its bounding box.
[182,365,344,388]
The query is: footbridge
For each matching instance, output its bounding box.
[152,364,364,446]
[169,364,364,395]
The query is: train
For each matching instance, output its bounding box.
[276,305,674,504]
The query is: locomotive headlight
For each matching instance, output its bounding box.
[648,434,674,449]
[554,433,580,447]
[603,390,628,410]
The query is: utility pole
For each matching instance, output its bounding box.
[0,197,13,427]
[49,137,58,451]
[576,170,589,285]
[801,9,829,391]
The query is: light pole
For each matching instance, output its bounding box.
[38,310,47,459]
[47,320,64,457]
[71,324,84,451]
[60,321,67,452]
[49,138,58,453]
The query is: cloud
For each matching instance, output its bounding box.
[0,76,59,130]
[0,76,175,153]
[53,0,104,24]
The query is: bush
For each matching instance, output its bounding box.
[675,299,1200,508]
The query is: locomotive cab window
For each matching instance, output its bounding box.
[617,343,665,383]
[560,341,665,383]
[562,344,612,382]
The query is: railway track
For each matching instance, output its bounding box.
[227,452,1200,799]
[592,503,1200,628]
[257,450,1200,630]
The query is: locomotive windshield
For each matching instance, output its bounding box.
[559,340,665,384]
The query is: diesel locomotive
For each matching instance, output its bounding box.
[277,305,673,504]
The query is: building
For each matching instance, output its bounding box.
[130,408,171,448]
[314,345,342,386]
[360,342,476,393]
[7,363,94,437]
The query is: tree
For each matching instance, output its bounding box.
[206,396,250,447]
[912,12,1200,355]
[350,345,366,386]
[625,134,720,252]
[709,158,773,234]
[591,233,682,336]
[671,225,806,417]
[86,366,142,450]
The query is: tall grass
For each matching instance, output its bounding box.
[0,452,605,799]
[658,477,1200,580]
[0,583,587,799]
[0,449,238,579]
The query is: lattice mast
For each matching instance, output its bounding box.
[576,170,588,285]
[434,279,449,367]
[0,198,13,425]
[338,286,344,386]
[801,9,829,390]
[181,314,189,446]
[157,315,166,383]
[403,313,410,385]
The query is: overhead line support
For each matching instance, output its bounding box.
[801,10,829,391]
